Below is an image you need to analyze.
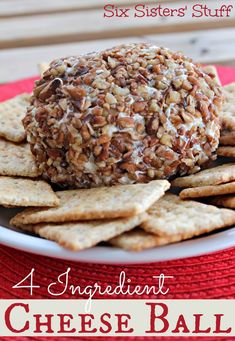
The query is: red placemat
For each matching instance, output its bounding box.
[0,67,235,341]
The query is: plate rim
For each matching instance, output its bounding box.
[1,224,235,264]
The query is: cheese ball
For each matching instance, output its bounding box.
[24,43,222,188]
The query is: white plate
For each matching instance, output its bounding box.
[1,207,235,264]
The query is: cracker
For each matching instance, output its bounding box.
[141,193,235,237]
[208,196,235,209]
[38,62,50,77]
[224,83,235,91]
[110,228,181,251]
[0,176,59,207]
[0,93,30,142]
[220,133,235,146]
[217,146,235,157]
[17,214,146,251]
[202,65,221,85]
[10,180,170,226]
[179,181,235,199]
[220,131,235,145]
[220,83,235,130]
[172,163,235,188]
[0,138,41,177]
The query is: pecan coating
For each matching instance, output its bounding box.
[24,44,222,188]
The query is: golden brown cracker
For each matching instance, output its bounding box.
[18,214,146,251]
[0,138,41,177]
[208,195,235,209]
[172,163,235,188]
[0,176,59,207]
[221,83,235,130]
[220,131,235,146]
[141,193,235,237]
[10,180,170,226]
[0,93,30,142]
[179,181,235,199]
[217,146,235,158]
[110,228,181,251]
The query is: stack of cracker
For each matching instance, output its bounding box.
[0,94,59,208]
[217,81,235,161]
[111,193,235,251]
[2,65,235,253]
[9,183,235,252]
[10,181,171,251]
[216,78,235,209]
[197,65,235,159]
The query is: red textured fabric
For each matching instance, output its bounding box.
[0,67,235,340]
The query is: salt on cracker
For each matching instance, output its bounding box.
[208,196,235,209]
[17,214,146,251]
[0,176,59,207]
[110,228,181,252]
[38,62,50,77]
[10,180,170,226]
[179,181,235,199]
[0,93,30,142]
[202,65,221,86]
[221,83,235,130]
[172,163,235,188]
[141,193,235,238]
[0,138,41,177]
[217,146,235,158]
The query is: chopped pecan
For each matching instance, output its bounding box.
[146,117,159,135]
[119,162,137,173]
[117,117,134,128]
[133,101,147,112]
[97,134,111,145]
[92,116,107,127]
[66,86,87,100]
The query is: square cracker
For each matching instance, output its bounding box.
[172,163,235,188]
[220,131,235,146]
[0,93,30,142]
[220,83,235,130]
[202,65,221,86]
[0,176,59,207]
[10,180,170,226]
[208,196,235,209]
[179,181,235,199]
[110,228,181,252]
[141,193,235,237]
[217,146,235,158]
[0,138,41,177]
[17,214,146,251]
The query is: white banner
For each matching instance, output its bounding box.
[0,300,234,336]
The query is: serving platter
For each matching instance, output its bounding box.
[0,63,235,264]
[1,207,235,264]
